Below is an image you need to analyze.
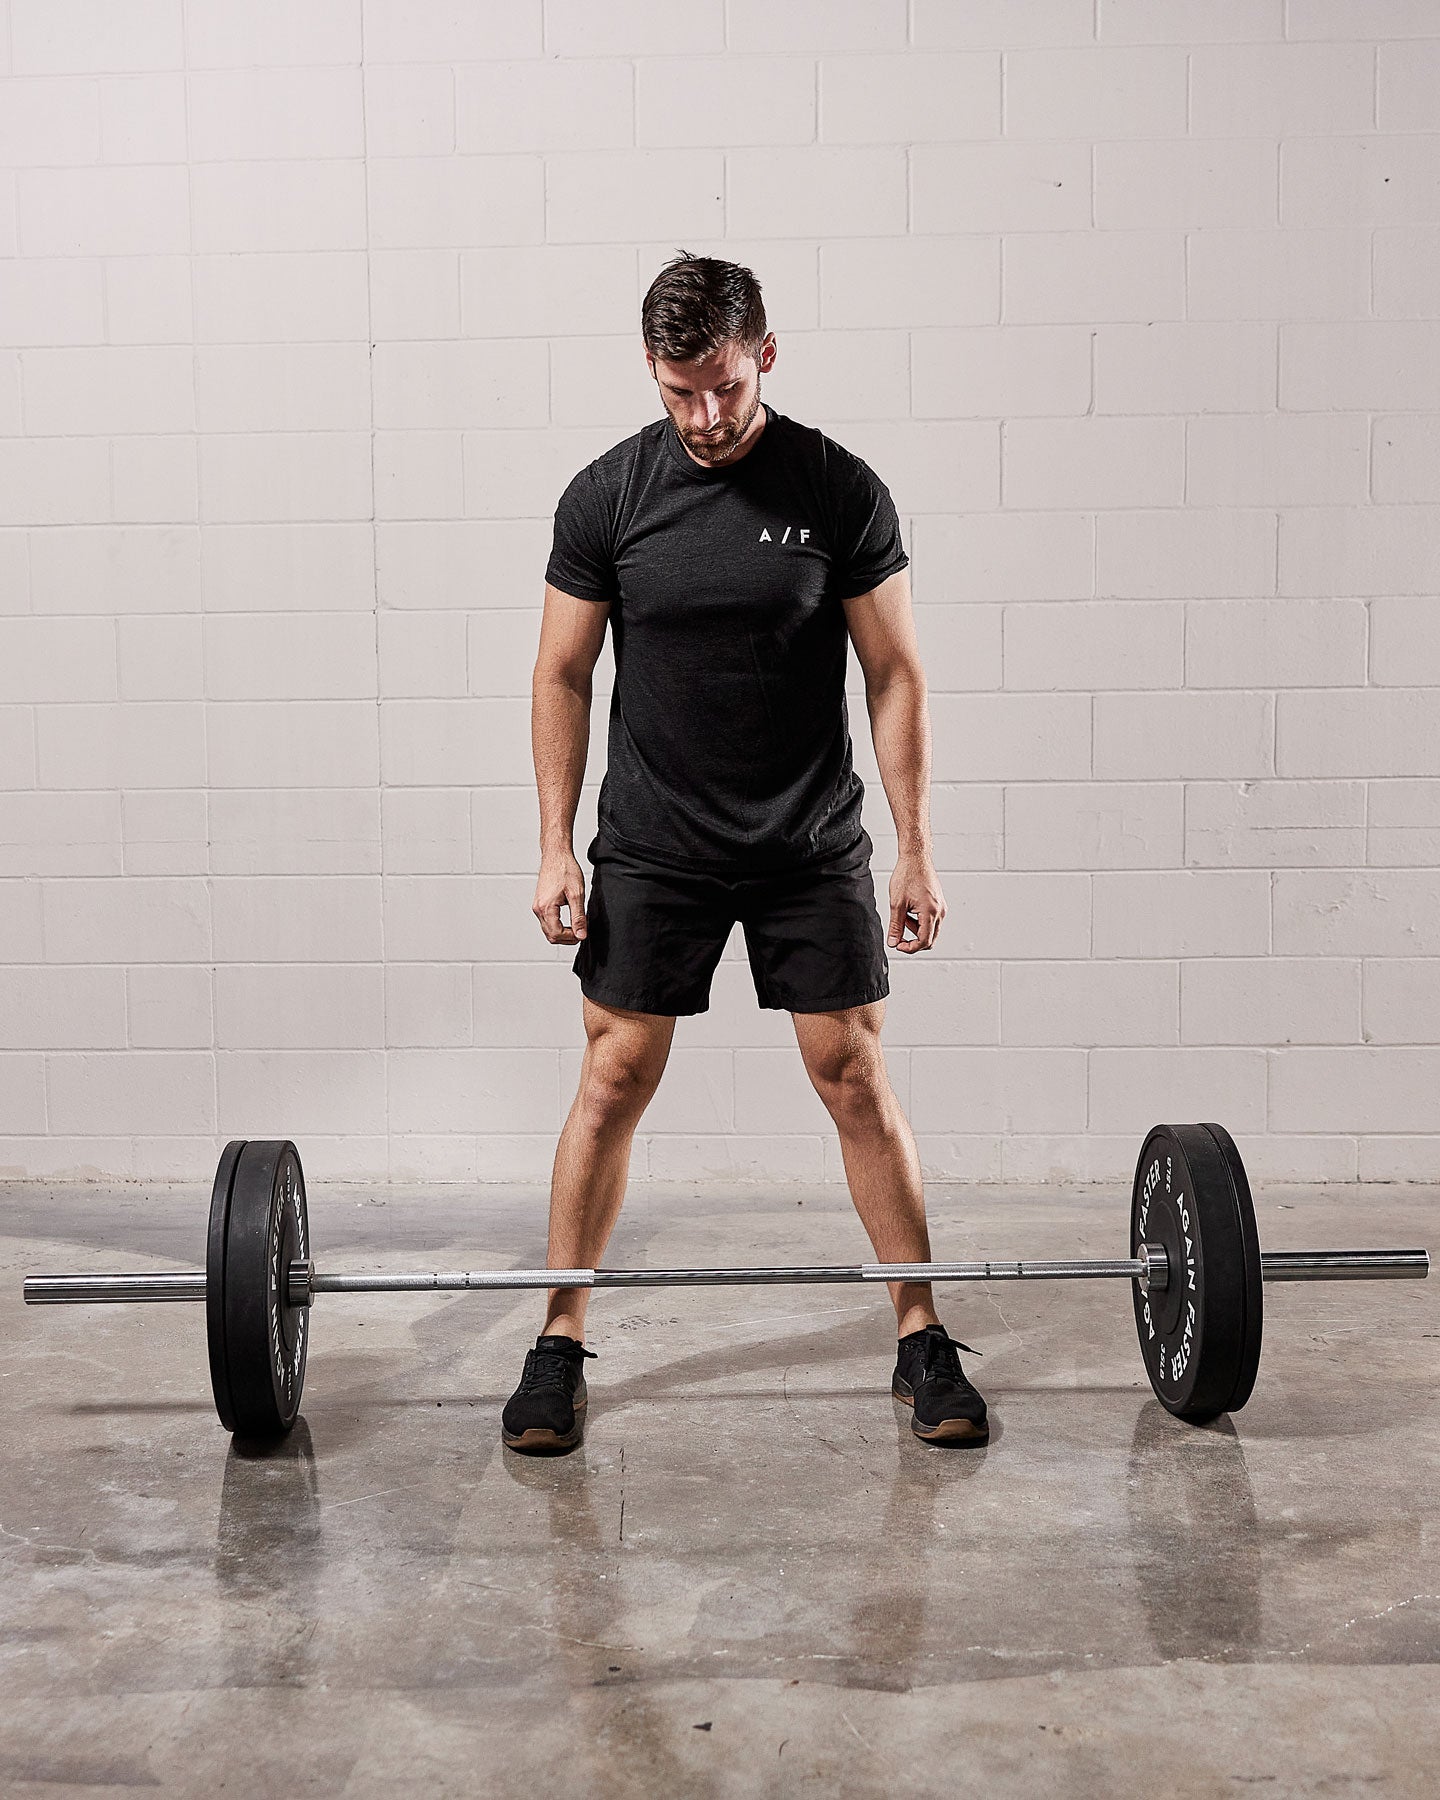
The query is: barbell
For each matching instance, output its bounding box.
[22,1123,1429,1439]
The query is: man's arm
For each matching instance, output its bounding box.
[842,567,946,952]
[531,582,610,944]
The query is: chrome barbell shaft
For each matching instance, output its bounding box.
[312,1256,1154,1292]
[1258,1249,1431,1280]
[24,1272,209,1304]
[24,1260,1148,1304]
[21,1246,1429,1307]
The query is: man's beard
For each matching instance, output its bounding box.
[676,382,762,463]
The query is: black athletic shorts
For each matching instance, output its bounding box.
[572,829,890,1017]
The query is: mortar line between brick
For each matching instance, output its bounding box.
[177,2,218,1143]
[357,8,391,1172]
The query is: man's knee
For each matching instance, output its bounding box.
[817,1066,892,1129]
[799,1025,893,1124]
[576,1014,672,1128]
[578,1054,660,1125]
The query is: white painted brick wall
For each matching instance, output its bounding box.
[1,2,1437,1186]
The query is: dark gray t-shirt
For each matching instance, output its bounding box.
[544,402,909,872]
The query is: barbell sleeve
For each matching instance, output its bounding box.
[23,1272,209,1304]
[1257,1249,1430,1280]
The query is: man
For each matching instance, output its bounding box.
[505,252,986,1455]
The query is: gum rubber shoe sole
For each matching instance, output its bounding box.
[502,1424,583,1454]
[893,1384,989,1446]
[502,1394,586,1455]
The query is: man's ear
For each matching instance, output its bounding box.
[758,334,778,374]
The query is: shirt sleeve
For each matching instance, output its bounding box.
[829,450,909,601]
[544,463,618,604]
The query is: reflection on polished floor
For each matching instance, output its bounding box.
[3,1179,1439,1795]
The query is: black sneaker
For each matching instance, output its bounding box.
[501,1334,596,1455]
[893,1324,988,1445]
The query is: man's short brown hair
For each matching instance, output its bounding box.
[641,250,768,364]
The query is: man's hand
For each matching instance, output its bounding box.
[887,852,946,952]
[534,851,588,945]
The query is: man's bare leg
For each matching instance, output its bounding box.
[542,995,676,1341]
[791,998,941,1339]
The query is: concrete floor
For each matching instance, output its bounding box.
[2,1176,1439,1797]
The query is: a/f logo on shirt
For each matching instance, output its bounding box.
[759,526,810,544]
